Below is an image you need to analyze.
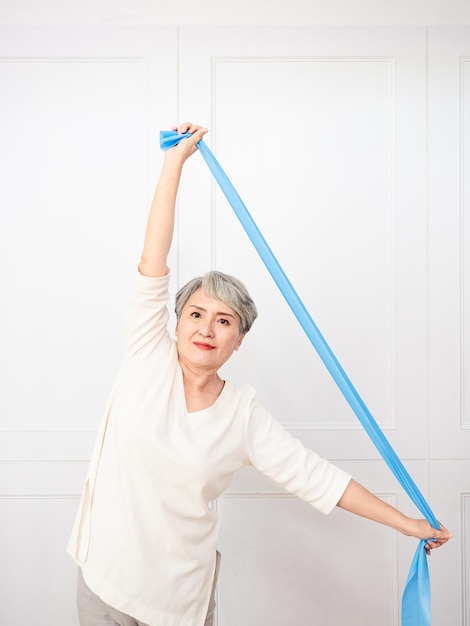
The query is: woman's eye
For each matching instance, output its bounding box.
[218,318,229,325]
[191,312,201,318]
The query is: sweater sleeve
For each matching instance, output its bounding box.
[123,271,172,360]
[246,401,351,514]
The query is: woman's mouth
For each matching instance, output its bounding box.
[193,342,215,350]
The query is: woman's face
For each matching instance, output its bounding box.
[176,288,245,372]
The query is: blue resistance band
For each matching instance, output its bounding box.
[160,130,440,626]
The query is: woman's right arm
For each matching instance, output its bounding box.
[138,122,208,277]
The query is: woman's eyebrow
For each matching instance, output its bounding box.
[188,304,235,318]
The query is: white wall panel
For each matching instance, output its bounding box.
[429,26,470,458]
[0,461,88,493]
[178,26,427,461]
[217,493,397,626]
[429,461,470,626]
[213,56,396,430]
[0,56,145,425]
[464,493,470,624]
[0,27,177,435]
[0,496,80,625]
[0,429,96,461]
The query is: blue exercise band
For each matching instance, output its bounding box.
[160,129,439,626]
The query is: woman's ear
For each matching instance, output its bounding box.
[235,333,246,351]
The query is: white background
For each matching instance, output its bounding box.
[0,2,469,626]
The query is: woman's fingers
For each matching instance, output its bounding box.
[174,121,207,136]
[169,122,209,143]
[435,523,453,543]
[176,121,193,134]
[424,522,453,554]
[171,122,208,148]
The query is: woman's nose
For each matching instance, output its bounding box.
[199,323,215,338]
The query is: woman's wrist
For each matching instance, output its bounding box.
[396,514,415,537]
[163,149,186,169]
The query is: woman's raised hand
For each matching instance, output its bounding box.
[166,122,208,163]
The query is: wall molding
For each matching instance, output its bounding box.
[460,57,470,429]
[461,492,470,625]
[0,493,80,499]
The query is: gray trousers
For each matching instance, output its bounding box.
[77,552,221,626]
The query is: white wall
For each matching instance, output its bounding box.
[0,0,469,26]
[0,3,469,626]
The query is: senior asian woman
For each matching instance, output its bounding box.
[67,122,452,626]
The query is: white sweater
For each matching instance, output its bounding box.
[67,272,351,626]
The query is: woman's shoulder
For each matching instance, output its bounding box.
[223,380,257,400]
[220,381,266,416]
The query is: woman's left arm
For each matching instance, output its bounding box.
[336,479,452,555]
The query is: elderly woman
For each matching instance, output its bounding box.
[68,122,451,626]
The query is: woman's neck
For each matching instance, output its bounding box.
[179,360,225,412]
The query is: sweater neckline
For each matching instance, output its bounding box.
[177,366,231,416]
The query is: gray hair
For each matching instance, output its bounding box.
[175,271,258,334]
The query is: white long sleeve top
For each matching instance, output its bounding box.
[67,272,351,626]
